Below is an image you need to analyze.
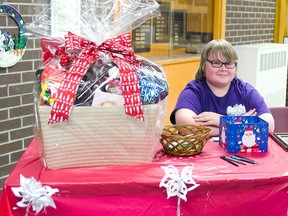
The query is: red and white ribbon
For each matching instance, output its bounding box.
[48,32,143,124]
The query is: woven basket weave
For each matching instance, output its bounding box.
[160,124,212,156]
[37,102,165,169]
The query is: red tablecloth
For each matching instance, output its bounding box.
[0,137,287,216]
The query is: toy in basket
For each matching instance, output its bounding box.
[160,125,212,156]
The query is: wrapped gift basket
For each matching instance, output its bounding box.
[29,0,169,169]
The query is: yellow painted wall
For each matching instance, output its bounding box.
[157,58,200,125]
[275,0,287,42]
[286,0,288,36]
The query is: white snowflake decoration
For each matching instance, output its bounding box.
[11,174,59,215]
[159,165,200,216]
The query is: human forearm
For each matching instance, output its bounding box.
[258,113,275,134]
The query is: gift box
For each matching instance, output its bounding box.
[219,116,269,153]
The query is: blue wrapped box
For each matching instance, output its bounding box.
[219,116,269,153]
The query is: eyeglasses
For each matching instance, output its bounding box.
[207,59,237,69]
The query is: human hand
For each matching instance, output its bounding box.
[243,108,257,116]
[193,112,221,127]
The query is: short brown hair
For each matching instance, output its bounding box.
[195,39,238,81]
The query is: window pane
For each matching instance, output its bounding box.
[132,0,214,61]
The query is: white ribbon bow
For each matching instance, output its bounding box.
[11,174,59,215]
[159,165,200,216]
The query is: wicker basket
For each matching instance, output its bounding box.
[160,124,212,156]
[36,101,166,169]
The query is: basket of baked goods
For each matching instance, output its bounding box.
[160,124,212,156]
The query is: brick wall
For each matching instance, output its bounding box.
[0,0,49,195]
[225,0,276,45]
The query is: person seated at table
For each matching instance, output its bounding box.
[170,39,275,136]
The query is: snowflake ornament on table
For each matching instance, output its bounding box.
[11,174,59,215]
[159,165,200,216]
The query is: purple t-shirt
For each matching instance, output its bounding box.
[170,78,270,124]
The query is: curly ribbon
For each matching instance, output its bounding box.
[11,174,59,215]
[159,165,200,216]
[48,31,144,124]
[54,46,73,67]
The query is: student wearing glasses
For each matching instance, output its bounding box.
[170,39,275,136]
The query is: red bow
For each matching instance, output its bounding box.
[48,32,144,124]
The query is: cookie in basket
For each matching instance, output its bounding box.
[160,124,212,156]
